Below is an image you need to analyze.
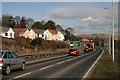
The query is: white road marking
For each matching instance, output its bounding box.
[81,55,84,56]
[40,65,53,70]
[57,61,65,64]
[57,54,90,64]
[66,59,73,61]
[82,49,104,79]
[78,56,82,57]
[13,52,93,79]
[14,72,31,79]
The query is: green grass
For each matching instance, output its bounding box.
[92,48,120,78]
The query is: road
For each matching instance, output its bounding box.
[2,48,102,79]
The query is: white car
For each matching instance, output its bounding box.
[0,50,25,75]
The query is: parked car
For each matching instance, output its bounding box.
[0,50,25,75]
[69,49,79,56]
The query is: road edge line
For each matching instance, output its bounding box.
[82,48,104,79]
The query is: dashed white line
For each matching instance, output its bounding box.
[66,59,73,61]
[57,61,65,64]
[14,72,31,79]
[57,54,91,64]
[13,53,92,79]
[81,55,85,57]
[78,56,82,57]
[40,65,53,70]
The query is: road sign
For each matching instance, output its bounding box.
[70,41,81,48]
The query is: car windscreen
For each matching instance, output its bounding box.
[0,51,4,57]
[73,49,76,51]
[69,49,76,51]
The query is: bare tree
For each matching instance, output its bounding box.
[65,27,74,35]
[14,16,21,25]
[20,17,26,28]
[14,16,21,28]
[26,18,34,28]
[56,25,64,32]
[41,20,46,25]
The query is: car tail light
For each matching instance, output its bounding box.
[74,51,77,53]
[0,60,3,63]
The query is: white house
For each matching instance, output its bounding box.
[39,30,48,40]
[24,28,65,41]
[30,29,46,40]
[43,29,65,41]
[29,29,38,40]
[0,27,15,39]
[59,31,65,41]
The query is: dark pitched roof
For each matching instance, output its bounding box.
[1,27,10,33]
[32,29,45,34]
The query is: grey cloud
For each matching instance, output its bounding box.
[76,26,88,29]
[74,26,108,35]
[49,7,118,19]
[48,6,118,34]
[74,24,118,35]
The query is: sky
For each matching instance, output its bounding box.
[2,0,120,2]
[2,2,119,35]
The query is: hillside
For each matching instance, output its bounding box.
[2,37,69,55]
[76,34,118,40]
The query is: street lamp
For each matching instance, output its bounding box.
[105,7,111,55]
[112,0,115,62]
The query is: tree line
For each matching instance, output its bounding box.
[2,14,76,41]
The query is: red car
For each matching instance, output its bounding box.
[69,49,79,56]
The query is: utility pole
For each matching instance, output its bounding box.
[109,10,111,55]
[112,0,115,62]
[105,8,111,55]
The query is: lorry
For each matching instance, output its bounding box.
[84,42,95,53]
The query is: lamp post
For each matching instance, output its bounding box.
[112,0,115,62]
[105,8,111,55]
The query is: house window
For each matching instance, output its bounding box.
[5,33,8,36]
[42,34,44,37]
[10,33,12,36]
[45,34,47,40]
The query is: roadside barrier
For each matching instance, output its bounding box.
[19,52,68,61]
[19,48,98,61]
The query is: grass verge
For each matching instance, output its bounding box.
[92,48,120,78]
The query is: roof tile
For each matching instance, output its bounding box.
[13,28,27,36]
[48,29,58,34]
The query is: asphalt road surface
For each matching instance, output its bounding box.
[2,48,102,80]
